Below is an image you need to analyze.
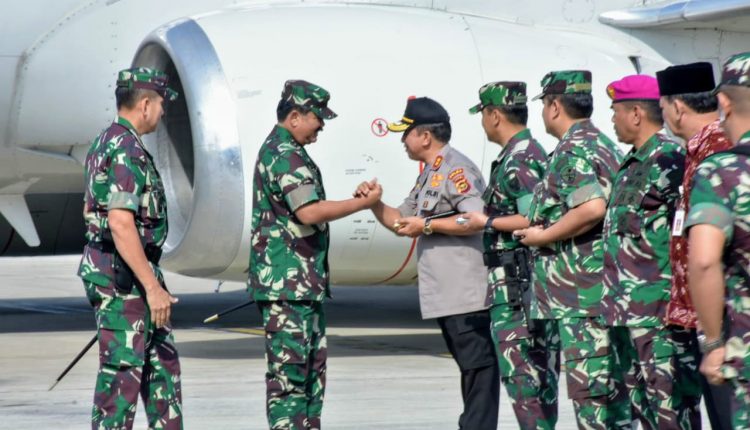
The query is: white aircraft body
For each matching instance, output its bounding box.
[1,0,748,283]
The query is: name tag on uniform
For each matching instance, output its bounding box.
[672,209,685,237]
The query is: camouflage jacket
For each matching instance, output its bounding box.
[602,133,685,327]
[483,129,547,306]
[248,125,329,301]
[685,131,750,380]
[77,117,168,286]
[527,120,623,319]
[483,128,548,253]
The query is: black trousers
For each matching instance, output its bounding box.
[437,310,500,430]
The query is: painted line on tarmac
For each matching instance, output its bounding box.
[0,302,90,314]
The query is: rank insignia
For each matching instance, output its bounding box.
[431,173,444,187]
[448,168,464,180]
[432,156,443,170]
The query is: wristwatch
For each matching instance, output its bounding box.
[484,216,497,234]
[698,335,724,354]
[423,218,434,235]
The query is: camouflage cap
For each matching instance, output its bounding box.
[281,79,337,120]
[532,70,592,101]
[116,67,178,101]
[468,81,527,114]
[716,51,750,92]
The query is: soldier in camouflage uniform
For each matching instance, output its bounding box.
[514,70,629,429]
[248,80,381,430]
[462,82,559,429]
[78,68,182,429]
[687,51,750,429]
[601,74,702,428]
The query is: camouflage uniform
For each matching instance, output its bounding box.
[686,52,750,430]
[469,82,559,430]
[248,80,336,430]
[77,68,182,429]
[528,71,628,429]
[602,125,702,428]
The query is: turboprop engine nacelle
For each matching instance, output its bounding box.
[130,3,670,282]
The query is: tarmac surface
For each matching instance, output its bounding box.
[0,256,711,429]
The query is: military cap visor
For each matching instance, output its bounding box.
[468,102,486,115]
[310,105,338,120]
[387,116,414,133]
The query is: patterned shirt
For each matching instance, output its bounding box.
[248,125,329,301]
[482,129,547,305]
[527,120,623,319]
[602,133,685,327]
[685,131,750,380]
[667,119,733,327]
[78,116,168,286]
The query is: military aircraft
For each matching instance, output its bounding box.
[1,0,749,284]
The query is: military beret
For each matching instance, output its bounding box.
[469,81,527,114]
[606,75,660,102]
[117,67,178,101]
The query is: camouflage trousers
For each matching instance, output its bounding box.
[259,300,327,430]
[728,379,750,428]
[723,326,750,429]
[489,303,560,429]
[610,325,702,430]
[546,317,630,430]
[83,281,182,430]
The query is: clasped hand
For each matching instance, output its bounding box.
[352,178,382,207]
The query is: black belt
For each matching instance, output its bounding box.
[88,240,162,265]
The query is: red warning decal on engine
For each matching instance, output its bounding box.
[371,118,389,137]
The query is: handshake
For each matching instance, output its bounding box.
[351,178,418,238]
[353,178,383,209]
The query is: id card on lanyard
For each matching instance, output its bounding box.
[672,186,685,237]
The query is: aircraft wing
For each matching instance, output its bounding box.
[599,0,750,31]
